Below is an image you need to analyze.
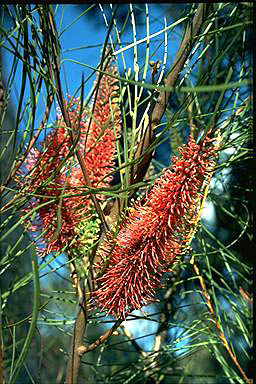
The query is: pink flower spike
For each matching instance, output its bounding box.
[16,64,121,258]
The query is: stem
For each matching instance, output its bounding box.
[64,303,87,384]
[151,3,209,130]
[77,318,123,356]
[133,3,209,181]
[108,3,210,228]
[192,261,251,384]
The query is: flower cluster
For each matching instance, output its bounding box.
[17,65,121,257]
[93,133,219,319]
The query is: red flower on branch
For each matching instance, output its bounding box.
[17,65,121,257]
[94,133,220,319]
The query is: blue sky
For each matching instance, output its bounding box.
[3,4,183,142]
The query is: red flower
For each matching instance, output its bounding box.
[94,133,219,319]
[17,65,121,257]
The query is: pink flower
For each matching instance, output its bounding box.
[17,65,121,257]
[78,65,121,190]
[94,133,219,318]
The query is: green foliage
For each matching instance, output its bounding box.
[0,3,252,384]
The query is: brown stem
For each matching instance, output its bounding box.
[65,304,87,384]
[151,3,209,131]
[77,318,123,356]
[108,3,210,226]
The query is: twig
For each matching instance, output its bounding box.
[151,3,209,132]
[120,325,147,357]
[192,260,251,384]
[188,97,197,139]
[107,3,210,229]
[77,318,123,355]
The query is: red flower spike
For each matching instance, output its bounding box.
[93,133,219,319]
[17,65,121,257]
